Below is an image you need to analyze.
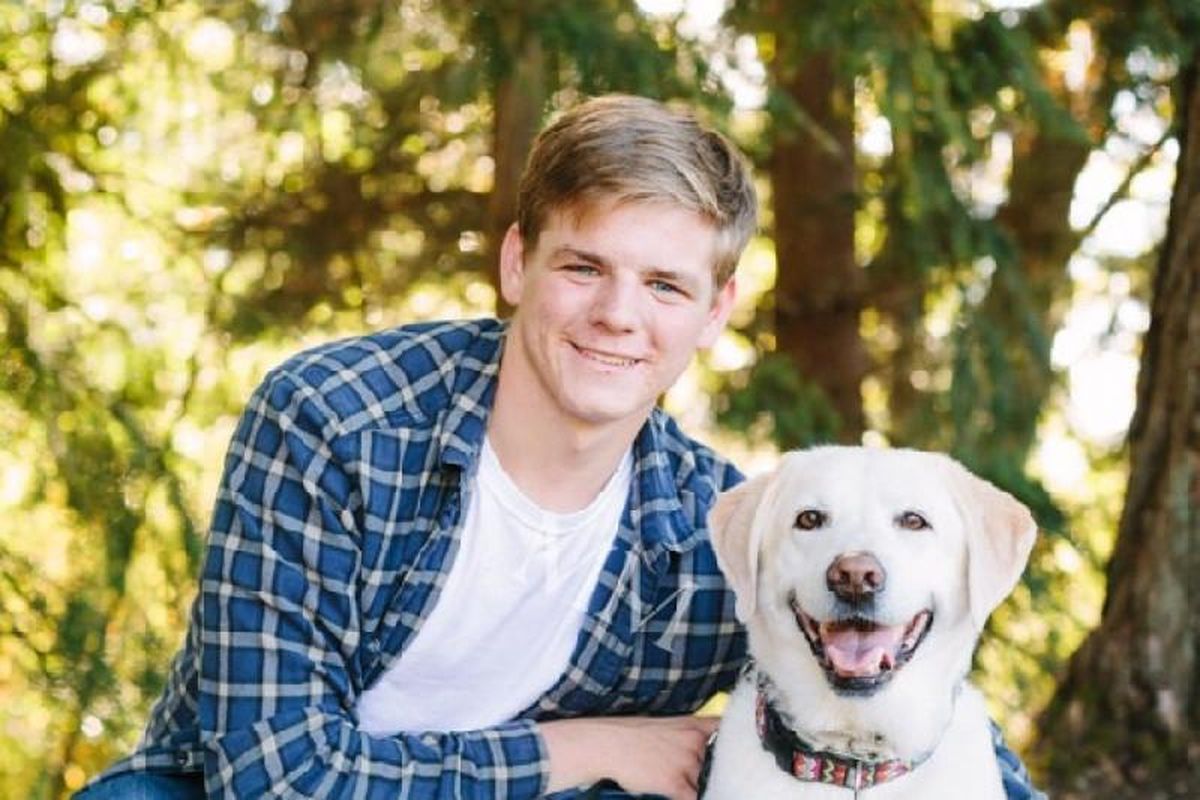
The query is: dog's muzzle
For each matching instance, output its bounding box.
[791,593,933,695]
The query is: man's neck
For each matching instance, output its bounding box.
[487,371,646,514]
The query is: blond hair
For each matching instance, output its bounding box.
[516,94,757,286]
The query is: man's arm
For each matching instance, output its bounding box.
[196,369,548,799]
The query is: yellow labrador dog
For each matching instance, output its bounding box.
[703,447,1036,799]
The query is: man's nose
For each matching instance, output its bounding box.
[589,275,640,331]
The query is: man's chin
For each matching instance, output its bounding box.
[558,394,658,430]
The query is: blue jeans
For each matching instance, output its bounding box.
[74,771,205,800]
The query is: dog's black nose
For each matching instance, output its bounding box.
[826,552,886,601]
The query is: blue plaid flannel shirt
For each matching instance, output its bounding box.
[89,318,1043,799]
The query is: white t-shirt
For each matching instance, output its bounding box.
[355,437,634,734]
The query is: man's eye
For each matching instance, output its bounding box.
[649,280,683,296]
[564,263,599,276]
[794,509,827,530]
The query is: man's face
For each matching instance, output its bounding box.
[499,199,736,434]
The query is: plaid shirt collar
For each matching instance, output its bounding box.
[431,319,501,472]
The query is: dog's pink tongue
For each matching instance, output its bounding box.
[822,625,905,677]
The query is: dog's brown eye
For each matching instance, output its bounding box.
[897,511,930,530]
[794,509,827,530]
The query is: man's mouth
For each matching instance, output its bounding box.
[571,343,642,368]
[791,595,932,696]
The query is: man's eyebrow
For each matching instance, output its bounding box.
[551,246,611,267]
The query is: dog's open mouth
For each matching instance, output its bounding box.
[792,598,932,695]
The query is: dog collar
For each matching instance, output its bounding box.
[755,688,929,791]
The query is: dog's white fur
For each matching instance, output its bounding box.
[703,446,1037,799]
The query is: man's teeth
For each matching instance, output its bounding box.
[579,348,638,367]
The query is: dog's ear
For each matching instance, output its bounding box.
[944,458,1038,629]
[708,472,777,622]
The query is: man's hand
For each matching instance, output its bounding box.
[539,715,718,799]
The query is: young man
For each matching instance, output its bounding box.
[80,95,1041,799]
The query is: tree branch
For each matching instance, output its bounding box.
[1076,128,1173,245]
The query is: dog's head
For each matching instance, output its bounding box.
[709,446,1036,697]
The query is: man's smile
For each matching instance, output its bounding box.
[570,342,645,368]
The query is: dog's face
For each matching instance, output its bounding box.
[710,447,1036,698]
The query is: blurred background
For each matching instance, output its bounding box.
[1,0,1196,797]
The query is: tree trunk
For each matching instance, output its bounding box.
[770,51,865,441]
[1038,55,1200,798]
[487,31,545,317]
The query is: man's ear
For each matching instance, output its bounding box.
[708,470,776,622]
[943,457,1038,629]
[498,223,526,308]
[698,276,737,349]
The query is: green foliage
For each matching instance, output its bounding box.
[723,1,1079,480]
[716,353,843,449]
[465,1,710,98]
